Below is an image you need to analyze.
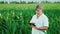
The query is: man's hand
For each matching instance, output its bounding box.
[29,23,36,28]
[30,25,35,28]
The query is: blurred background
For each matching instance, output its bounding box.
[0,0,60,34]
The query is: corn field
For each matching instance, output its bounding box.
[0,3,60,34]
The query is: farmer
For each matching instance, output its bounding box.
[29,5,49,34]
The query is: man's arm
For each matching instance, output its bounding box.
[34,26,48,30]
[36,16,49,30]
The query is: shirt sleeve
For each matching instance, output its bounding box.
[43,16,49,27]
[30,16,35,23]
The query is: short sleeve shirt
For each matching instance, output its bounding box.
[30,14,49,34]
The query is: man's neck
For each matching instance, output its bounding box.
[37,13,42,18]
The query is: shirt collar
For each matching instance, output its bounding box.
[36,13,44,19]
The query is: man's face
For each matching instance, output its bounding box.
[36,8,42,15]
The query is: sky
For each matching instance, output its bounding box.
[0,0,60,2]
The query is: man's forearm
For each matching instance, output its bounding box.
[35,26,48,30]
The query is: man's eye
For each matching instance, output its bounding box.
[37,10,39,11]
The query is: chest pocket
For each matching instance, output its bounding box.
[35,18,43,28]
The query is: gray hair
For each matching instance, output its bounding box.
[36,5,42,10]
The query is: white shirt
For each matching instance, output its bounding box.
[30,14,49,34]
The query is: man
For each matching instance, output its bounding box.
[29,5,49,34]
